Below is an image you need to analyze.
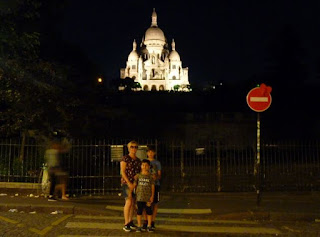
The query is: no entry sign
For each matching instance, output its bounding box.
[246,83,272,112]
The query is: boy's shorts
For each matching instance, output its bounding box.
[137,201,153,215]
[153,185,160,203]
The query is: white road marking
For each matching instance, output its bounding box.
[105,205,212,214]
[59,236,123,237]
[282,226,301,233]
[75,215,258,225]
[158,225,281,234]
[65,222,281,234]
[59,236,111,237]
[66,222,119,229]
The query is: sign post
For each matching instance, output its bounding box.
[246,83,272,206]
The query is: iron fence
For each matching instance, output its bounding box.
[0,138,319,195]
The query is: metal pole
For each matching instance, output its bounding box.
[256,112,261,206]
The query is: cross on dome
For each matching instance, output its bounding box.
[172,39,176,51]
[133,39,137,50]
[151,8,157,27]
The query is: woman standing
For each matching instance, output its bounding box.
[120,140,141,232]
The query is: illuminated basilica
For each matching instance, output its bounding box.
[120,9,190,91]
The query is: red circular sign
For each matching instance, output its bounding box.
[246,84,272,112]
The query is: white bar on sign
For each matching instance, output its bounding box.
[250,97,268,102]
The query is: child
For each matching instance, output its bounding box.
[146,145,161,230]
[133,159,155,232]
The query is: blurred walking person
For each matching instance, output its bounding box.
[45,139,70,201]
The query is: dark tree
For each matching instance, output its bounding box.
[0,0,78,139]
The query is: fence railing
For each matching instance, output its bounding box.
[0,138,319,195]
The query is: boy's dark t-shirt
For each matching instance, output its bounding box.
[135,173,154,202]
[150,159,161,186]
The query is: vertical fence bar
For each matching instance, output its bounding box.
[180,141,184,192]
[8,138,11,182]
[171,140,174,191]
[216,141,221,192]
[102,138,105,195]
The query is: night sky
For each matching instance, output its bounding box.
[57,0,320,86]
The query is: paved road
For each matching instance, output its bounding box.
[1,191,320,236]
[0,212,320,236]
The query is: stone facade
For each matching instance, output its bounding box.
[120,9,190,91]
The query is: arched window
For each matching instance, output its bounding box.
[143,85,149,91]
[172,76,176,80]
[159,85,164,91]
[151,85,157,91]
[152,56,155,64]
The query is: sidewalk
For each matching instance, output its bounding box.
[0,190,319,222]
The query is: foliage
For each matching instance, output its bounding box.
[116,77,138,91]
[0,0,77,137]
[173,84,180,91]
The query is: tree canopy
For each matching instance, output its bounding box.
[0,0,77,138]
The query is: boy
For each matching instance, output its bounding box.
[146,145,161,230]
[133,159,155,232]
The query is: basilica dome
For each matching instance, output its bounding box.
[128,50,139,61]
[169,39,180,61]
[145,27,165,42]
[169,50,180,61]
[144,8,166,44]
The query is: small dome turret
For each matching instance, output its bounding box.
[169,39,180,61]
[128,39,139,61]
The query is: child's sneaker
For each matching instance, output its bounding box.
[136,227,142,232]
[142,221,147,231]
[48,196,57,201]
[147,226,154,232]
[128,221,137,230]
[123,224,131,232]
[151,221,156,230]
